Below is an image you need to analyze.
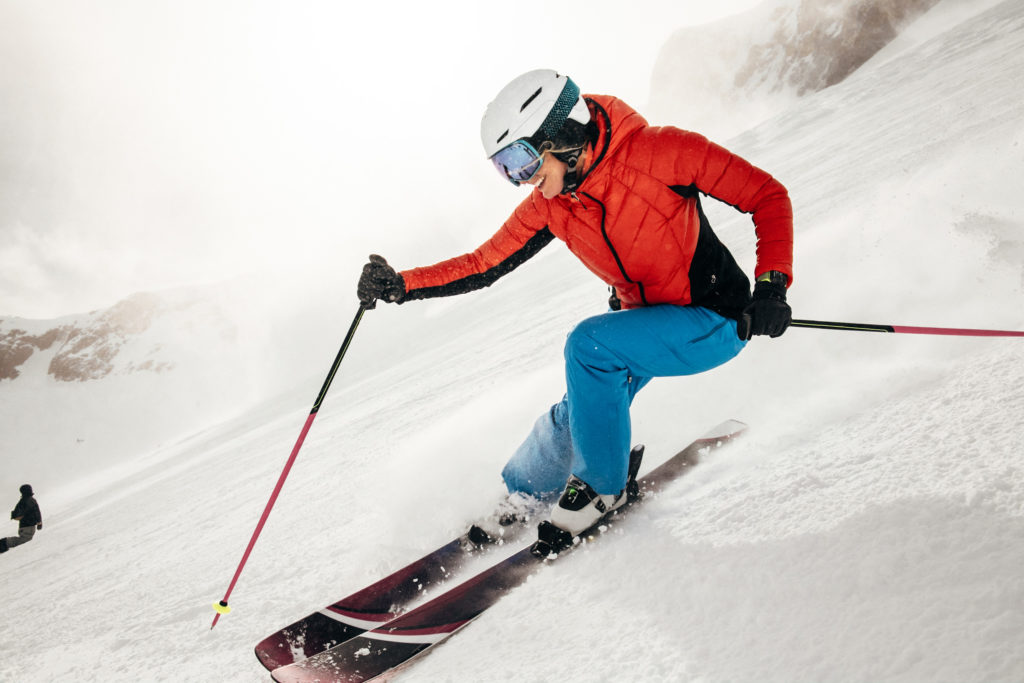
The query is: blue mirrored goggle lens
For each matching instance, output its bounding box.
[491,140,543,186]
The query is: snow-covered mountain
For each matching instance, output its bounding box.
[648,0,944,139]
[1,0,1023,681]
[0,287,265,496]
[1,291,219,382]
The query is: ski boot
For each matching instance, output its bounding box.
[531,444,644,558]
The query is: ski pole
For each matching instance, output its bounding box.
[791,318,1024,337]
[211,303,369,630]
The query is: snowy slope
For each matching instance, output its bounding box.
[2,1,1024,682]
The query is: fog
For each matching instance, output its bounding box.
[0,0,762,319]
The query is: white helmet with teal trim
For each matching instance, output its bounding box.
[480,69,591,159]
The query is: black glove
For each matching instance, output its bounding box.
[737,271,791,340]
[357,254,406,309]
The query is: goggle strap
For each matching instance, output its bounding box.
[537,78,580,141]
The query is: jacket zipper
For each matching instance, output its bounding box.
[580,191,648,305]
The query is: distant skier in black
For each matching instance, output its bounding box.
[1,484,43,553]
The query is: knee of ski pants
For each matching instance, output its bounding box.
[563,315,624,384]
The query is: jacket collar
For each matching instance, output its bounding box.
[572,95,647,193]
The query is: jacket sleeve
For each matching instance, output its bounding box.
[399,195,554,301]
[647,128,794,284]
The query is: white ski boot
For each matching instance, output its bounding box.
[532,445,644,557]
[548,476,628,537]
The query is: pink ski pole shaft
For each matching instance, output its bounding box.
[211,304,368,629]
[791,318,1024,337]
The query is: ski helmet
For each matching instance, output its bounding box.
[480,69,591,160]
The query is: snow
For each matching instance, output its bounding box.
[2,0,1024,681]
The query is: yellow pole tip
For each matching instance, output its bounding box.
[212,601,232,615]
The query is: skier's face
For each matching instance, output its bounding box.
[525,152,567,200]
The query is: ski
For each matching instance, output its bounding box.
[268,419,746,683]
[255,511,533,670]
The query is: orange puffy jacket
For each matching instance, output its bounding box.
[400,95,793,319]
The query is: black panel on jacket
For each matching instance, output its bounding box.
[670,185,752,320]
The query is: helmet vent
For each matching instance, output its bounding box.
[520,87,542,112]
[496,129,509,145]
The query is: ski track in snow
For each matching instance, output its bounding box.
[2,1,1024,681]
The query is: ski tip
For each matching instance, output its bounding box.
[699,419,748,441]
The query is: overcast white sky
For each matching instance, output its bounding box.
[0,0,764,318]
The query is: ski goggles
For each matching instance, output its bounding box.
[490,139,543,186]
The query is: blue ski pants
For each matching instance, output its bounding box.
[502,305,746,497]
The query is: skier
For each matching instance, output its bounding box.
[1,484,43,553]
[357,69,793,542]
